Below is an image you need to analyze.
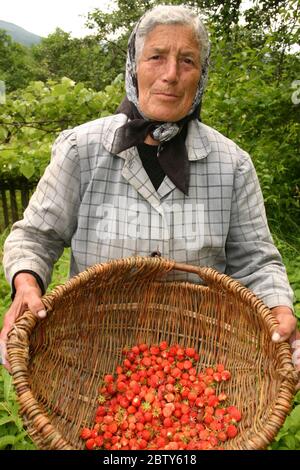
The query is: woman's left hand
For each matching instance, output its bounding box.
[271,305,300,391]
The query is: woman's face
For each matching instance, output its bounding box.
[137,24,201,122]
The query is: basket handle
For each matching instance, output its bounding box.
[172,261,264,308]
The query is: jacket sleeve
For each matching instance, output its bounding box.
[225,150,294,310]
[3,129,81,290]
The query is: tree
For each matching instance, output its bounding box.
[0,30,38,92]
[31,29,123,91]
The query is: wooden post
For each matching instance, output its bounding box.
[1,188,10,228]
[9,187,19,222]
[21,180,30,212]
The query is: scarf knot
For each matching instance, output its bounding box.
[151,123,180,143]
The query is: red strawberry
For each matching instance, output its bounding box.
[163,403,175,418]
[227,424,238,438]
[80,427,91,440]
[85,438,95,450]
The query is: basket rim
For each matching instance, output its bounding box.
[7,256,298,450]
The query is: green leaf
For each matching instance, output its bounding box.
[20,161,35,179]
[13,440,36,450]
[2,369,12,403]
[0,415,18,426]
[284,435,296,449]
[0,431,27,449]
[0,435,17,449]
[289,405,300,428]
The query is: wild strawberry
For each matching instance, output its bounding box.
[80,427,91,440]
[116,381,127,392]
[165,393,175,403]
[94,435,104,447]
[204,387,215,396]
[216,363,225,373]
[171,367,181,378]
[108,422,118,434]
[187,391,198,402]
[132,396,141,407]
[143,411,153,423]
[159,341,168,350]
[195,397,205,407]
[227,424,238,438]
[204,414,213,425]
[218,431,227,442]
[145,391,155,403]
[227,406,242,422]
[221,370,231,381]
[209,435,219,447]
[163,403,175,418]
[80,342,242,450]
[218,392,227,402]
[185,347,196,358]
[85,438,96,450]
[213,372,222,382]
[104,374,114,383]
[183,360,193,370]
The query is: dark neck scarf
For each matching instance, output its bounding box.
[112,97,201,195]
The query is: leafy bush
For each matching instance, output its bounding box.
[0,75,125,182]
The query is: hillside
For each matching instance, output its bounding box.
[0,20,42,46]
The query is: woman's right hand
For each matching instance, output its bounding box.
[0,273,46,373]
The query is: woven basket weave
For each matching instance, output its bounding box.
[7,256,297,450]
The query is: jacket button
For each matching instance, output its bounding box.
[150,250,161,258]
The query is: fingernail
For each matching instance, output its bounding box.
[272,332,281,342]
[37,309,47,319]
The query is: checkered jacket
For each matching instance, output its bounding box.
[3,114,294,309]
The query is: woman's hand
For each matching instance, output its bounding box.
[271,305,300,391]
[0,273,46,373]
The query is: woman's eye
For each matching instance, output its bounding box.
[183,58,194,65]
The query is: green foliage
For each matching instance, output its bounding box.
[0,368,35,449]
[270,391,300,450]
[0,75,125,182]
[284,256,300,323]
[31,29,123,91]
[202,32,300,239]
[0,30,39,92]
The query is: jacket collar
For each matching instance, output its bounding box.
[103,114,211,161]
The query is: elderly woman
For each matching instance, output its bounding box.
[0,5,299,383]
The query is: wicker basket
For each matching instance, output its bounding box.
[7,256,297,450]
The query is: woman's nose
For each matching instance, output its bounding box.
[162,59,179,83]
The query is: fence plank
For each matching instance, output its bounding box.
[1,188,9,228]
[21,186,30,212]
[0,179,37,230]
[9,188,19,222]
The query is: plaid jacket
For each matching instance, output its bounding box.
[3,114,294,309]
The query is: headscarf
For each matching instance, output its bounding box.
[112,8,210,194]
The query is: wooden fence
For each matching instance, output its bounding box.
[0,178,37,232]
